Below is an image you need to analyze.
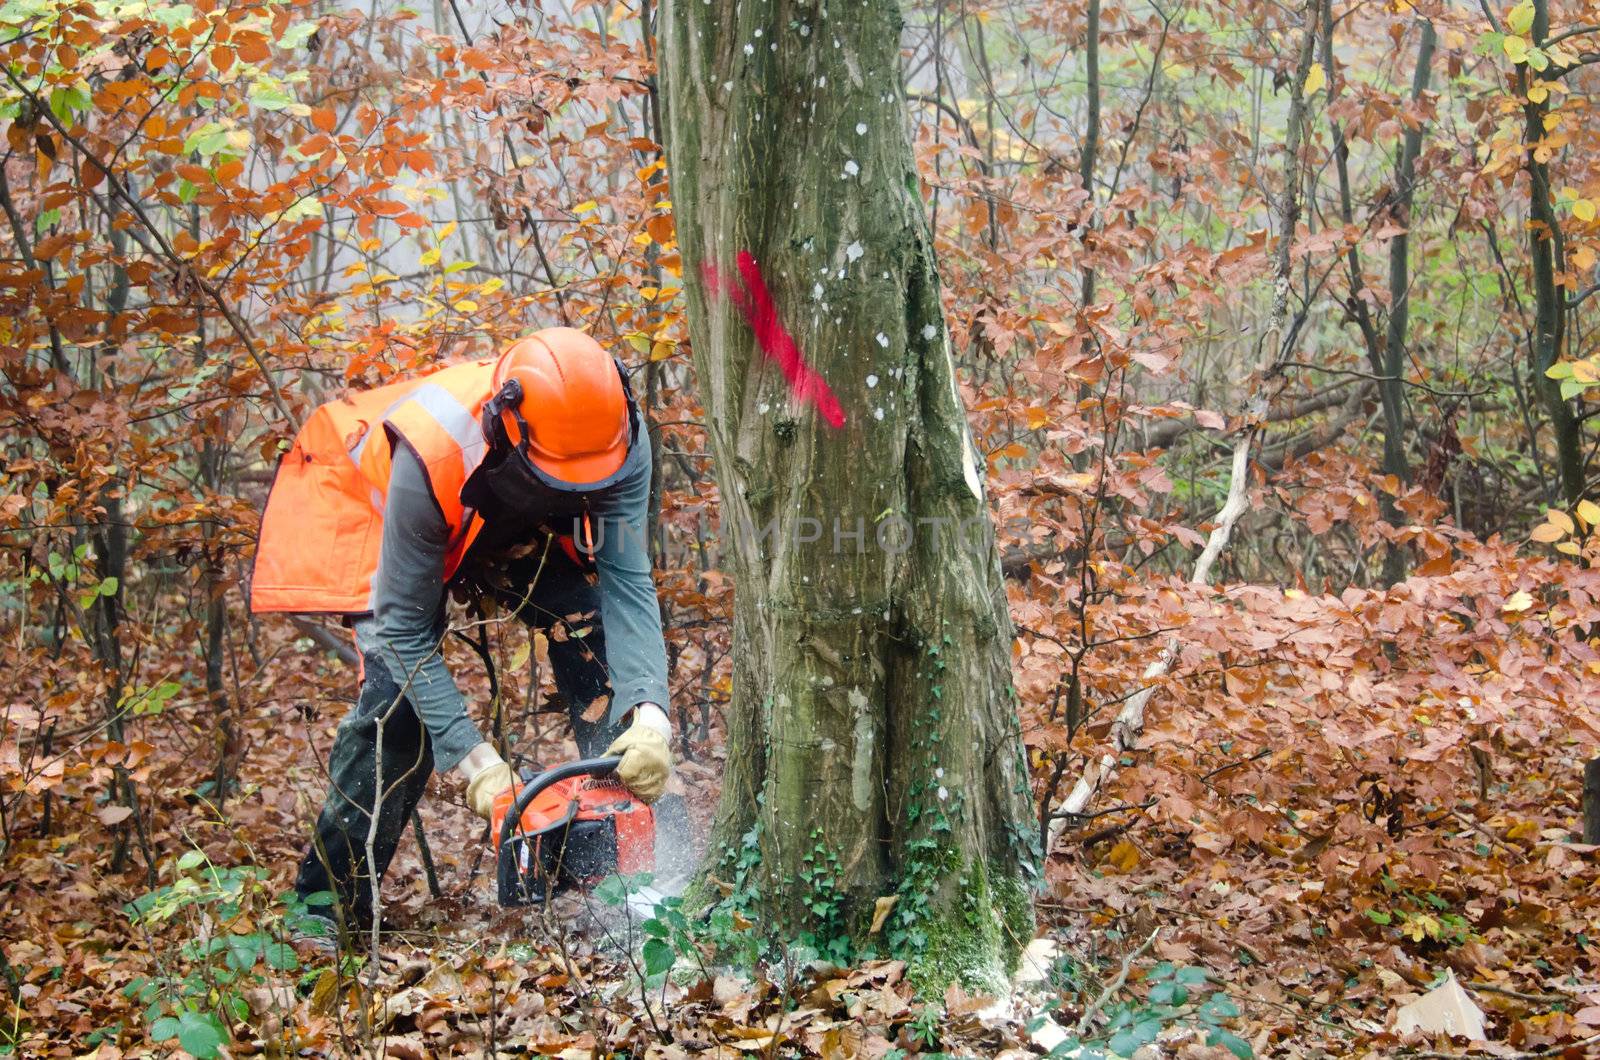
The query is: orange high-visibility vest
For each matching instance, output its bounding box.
[250,358,500,615]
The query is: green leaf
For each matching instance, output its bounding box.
[150,1016,180,1041]
[279,20,318,49]
[1208,1028,1253,1059]
[642,938,674,976]
[248,82,297,112]
[176,849,206,871]
[97,576,118,596]
[1148,981,1182,1005]
[1204,992,1242,1020]
[1107,1030,1142,1057]
[263,941,299,972]
[592,875,628,907]
[176,1011,226,1058]
[225,935,263,971]
[48,86,88,124]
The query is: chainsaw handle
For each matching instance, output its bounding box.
[498,755,623,849]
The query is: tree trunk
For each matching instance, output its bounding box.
[1584,757,1600,845]
[1524,0,1584,505]
[1376,18,1436,585]
[659,0,1036,990]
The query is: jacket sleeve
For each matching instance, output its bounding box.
[363,443,485,773]
[588,441,671,718]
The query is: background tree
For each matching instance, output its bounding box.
[657,0,1037,988]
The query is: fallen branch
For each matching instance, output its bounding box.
[1075,927,1161,1036]
[1462,982,1568,1005]
[1405,1030,1600,1059]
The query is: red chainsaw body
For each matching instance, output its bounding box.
[494,767,654,906]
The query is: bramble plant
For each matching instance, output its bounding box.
[121,851,335,1059]
[1029,962,1253,1059]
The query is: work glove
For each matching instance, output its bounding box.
[458,742,515,821]
[605,705,672,804]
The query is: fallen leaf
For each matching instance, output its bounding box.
[1502,590,1534,613]
[868,895,898,934]
[96,805,133,826]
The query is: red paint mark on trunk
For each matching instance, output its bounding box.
[703,251,846,428]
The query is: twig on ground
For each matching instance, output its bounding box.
[1405,1030,1600,1058]
[1074,927,1161,1036]
[1462,982,1568,1004]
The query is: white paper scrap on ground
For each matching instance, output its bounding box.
[1393,969,1488,1041]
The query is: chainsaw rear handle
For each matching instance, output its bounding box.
[498,755,623,849]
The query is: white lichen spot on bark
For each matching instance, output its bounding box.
[849,688,874,811]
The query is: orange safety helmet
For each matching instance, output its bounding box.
[489,328,629,483]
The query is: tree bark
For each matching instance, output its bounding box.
[659,0,1035,989]
[1079,0,1101,308]
[1584,757,1600,845]
[1376,18,1436,585]
[1524,0,1585,504]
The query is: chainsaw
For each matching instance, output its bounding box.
[493,756,656,907]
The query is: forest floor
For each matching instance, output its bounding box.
[4,652,1599,1059]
